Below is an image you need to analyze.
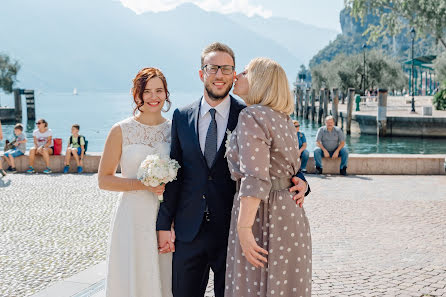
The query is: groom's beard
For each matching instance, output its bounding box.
[204,81,233,101]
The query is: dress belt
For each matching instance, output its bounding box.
[235,176,293,192]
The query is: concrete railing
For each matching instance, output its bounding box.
[0,152,114,173]
[1,153,445,175]
[304,153,446,175]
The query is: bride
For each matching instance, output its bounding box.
[98,67,174,297]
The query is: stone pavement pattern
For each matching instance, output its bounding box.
[0,174,445,296]
[0,174,118,297]
[305,175,446,297]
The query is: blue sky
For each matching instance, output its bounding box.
[120,0,345,32]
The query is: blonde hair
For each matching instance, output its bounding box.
[245,57,294,115]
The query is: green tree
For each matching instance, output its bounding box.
[310,49,406,93]
[433,53,446,110]
[0,54,20,93]
[345,0,446,50]
[310,62,330,90]
[433,52,446,85]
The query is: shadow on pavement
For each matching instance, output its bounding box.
[0,177,11,187]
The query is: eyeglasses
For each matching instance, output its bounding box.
[294,125,300,127]
[36,122,42,125]
[202,64,234,75]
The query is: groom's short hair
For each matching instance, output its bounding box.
[201,42,235,67]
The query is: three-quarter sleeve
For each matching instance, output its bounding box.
[236,108,272,201]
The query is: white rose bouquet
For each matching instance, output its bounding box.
[136,154,181,202]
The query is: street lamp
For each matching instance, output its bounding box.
[410,27,416,112]
[362,43,367,95]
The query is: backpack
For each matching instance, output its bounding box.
[70,135,88,152]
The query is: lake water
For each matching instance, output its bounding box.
[1,92,445,154]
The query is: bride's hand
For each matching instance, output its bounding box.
[158,230,174,254]
[146,184,165,196]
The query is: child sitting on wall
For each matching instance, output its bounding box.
[63,124,85,173]
[1,123,27,175]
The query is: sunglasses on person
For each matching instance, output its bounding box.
[294,125,300,127]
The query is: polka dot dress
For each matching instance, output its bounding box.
[225,105,312,297]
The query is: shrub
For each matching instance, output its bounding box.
[433,88,446,110]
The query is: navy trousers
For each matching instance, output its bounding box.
[172,219,228,297]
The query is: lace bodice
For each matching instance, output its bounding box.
[117,117,171,179]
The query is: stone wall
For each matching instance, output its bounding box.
[2,153,445,175]
[354,114,446,137]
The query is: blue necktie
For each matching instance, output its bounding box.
[204,108,217,168]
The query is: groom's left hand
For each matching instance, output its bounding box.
[289,177,307,208]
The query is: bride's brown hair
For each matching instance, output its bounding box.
[132,67,171,115]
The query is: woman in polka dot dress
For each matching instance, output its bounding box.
[224,57,312,297]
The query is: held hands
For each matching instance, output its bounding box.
[289,176,306,208]
[157,227,175,254]
[237,227,268,268]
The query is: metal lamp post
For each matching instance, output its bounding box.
[362,43,367,95]
[410,27,416,113]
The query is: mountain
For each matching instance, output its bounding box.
[309,8,442,68]
[0,0,337,92]
[227,14,338,65]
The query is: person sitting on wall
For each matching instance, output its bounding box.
[314,115,349,176]
[293,120,309,173]
[27,119,54,174]
[63,124,85,174]
[2,123,27,175]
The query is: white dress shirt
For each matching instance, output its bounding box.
[199,95,231,154]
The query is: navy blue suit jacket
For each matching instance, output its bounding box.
[156,96,310,242]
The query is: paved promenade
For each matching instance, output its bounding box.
[0,173,445,296]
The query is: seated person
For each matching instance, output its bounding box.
[2,123,27,174]
[63,124,85,173]
[0,120,4,177]
[293,120,309,173]
[314,115,349,175]
[27,119,53,174]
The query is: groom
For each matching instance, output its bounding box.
[156,42,310,297]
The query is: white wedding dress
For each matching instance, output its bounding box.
[105,117,172,297]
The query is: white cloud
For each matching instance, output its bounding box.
[120,0,272,18]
